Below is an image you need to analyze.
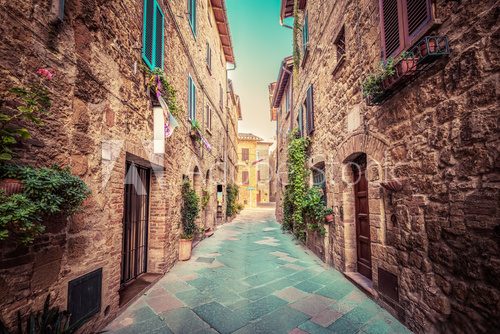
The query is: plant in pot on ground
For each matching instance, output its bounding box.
[179,180,199,260]
[226,183,239,217]
[0,164,90,245]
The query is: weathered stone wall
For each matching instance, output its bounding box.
[274,0,499,332]
[0,0,237,332]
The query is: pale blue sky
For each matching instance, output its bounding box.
[226,0,292,141]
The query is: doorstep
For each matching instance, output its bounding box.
[119,273,163,307]
[344,272,376,297]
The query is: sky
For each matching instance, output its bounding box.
[226,0,292,142]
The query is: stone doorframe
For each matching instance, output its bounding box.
[331,132,389,287]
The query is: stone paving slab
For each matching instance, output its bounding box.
[105,208,411,334]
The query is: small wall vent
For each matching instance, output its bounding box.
[68,268,102,326]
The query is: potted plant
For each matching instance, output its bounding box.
[324,207,334,223]
[396,52,418,76]
[190,119,202,140]
[179,180,199,260]
[420,37,437,57]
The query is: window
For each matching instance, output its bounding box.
[285,84,292,114]
[219,84,224,110]
[188,76,196,120]
[335,26,345,63]
[57,0,65,21]
[242,148,249,161]
[297,106,304,137]
[205,105,212,131]
[257,170,261,181]
[305,85,314,135]
[142,0,165,70]
[188,0,197,36]
[207,0,212,25]
[206,42,212,73]
[380,0,432,59]
[242,171,249,185]
[302,12,309,53]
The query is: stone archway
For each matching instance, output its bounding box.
[331,133,388,288]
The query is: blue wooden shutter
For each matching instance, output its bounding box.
[192,81,196,120]
[306,85,314,134]
[142,0,155,69]
[298,106,303,137]
[188,76,192,119]
[154,1,164,69]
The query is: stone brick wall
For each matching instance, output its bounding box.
[272,0,499,332]
[0,0,238,332]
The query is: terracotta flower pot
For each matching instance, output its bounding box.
[179,238,193,261]
[420,38,437,57]
[0,178,24,196]
[397,58,418,76]
[324,214,334,224]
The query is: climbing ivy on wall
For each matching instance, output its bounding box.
[282,129,309,242]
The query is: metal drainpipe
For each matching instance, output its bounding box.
[280,17,293,30]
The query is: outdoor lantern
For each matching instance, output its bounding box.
[153,106,165,154]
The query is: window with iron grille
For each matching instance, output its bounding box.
[242,148,249,161]
[312,165,326,204]
[335,26,346,63]
[379,0,432,59]
[142,0,164,70]
[188,75,196,120]
[188,0,197,36]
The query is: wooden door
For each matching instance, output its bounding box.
[352,154,372,279]
[121,162,150,285]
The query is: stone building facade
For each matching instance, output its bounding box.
[0,0,238,332]
[271,0,499,333]
[237,133,272,207]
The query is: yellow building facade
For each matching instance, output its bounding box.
[237,133,272,207]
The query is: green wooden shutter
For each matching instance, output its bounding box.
[188,76,192,119]
[142,0,155,69]
[189,0,197,35]
[154,1,164,69]
[142,0,164,70]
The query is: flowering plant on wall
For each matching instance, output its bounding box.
[144,66,180,117]
[0,68,53,161]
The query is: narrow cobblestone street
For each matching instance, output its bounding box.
[106,208,410,334]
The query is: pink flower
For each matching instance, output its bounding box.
[36,68,54,80]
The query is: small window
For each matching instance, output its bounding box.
[206,42,212,73]
[188,0,197,36]
[285,84,292,114]
[257,170,261,181]
[242,171,249,185]
[57,0,65,21]
[219,84,224,110]
[188,75,196,120]
[242,148,249,161]
[312,164,326,204]
[142,0,165,70]
[335,26,346,63]
[297,105,304,137]
[206,105,212,131]
[305,85,314,135]
[302,12,309,53]
[207,0,212,25]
